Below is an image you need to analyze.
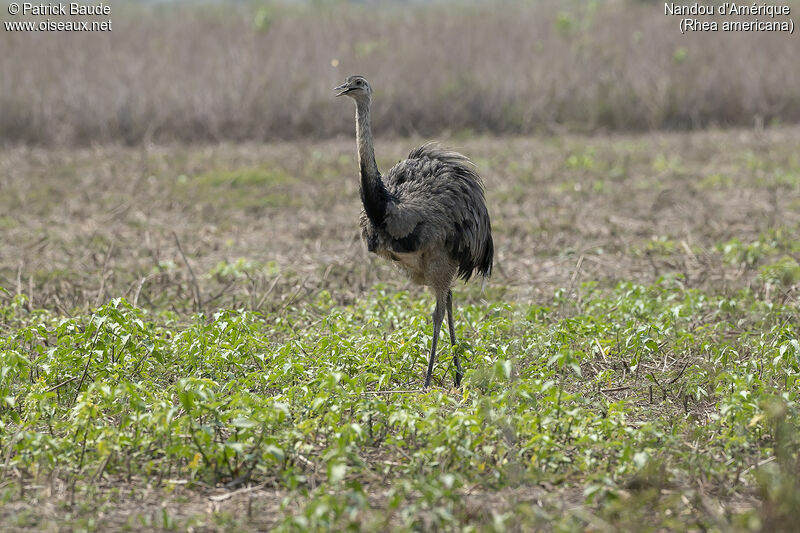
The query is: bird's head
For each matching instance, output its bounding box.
[334,75,372,101]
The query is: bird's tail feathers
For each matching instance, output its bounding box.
[477,233,494,279]
[454,232,494,283]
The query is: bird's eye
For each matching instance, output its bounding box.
[357,80,363,86]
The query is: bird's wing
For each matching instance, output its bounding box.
[381,157,431,240]
[380,194,432,254]
[382,143,493,277]
[383,199,423,239]
[381,144,483,240]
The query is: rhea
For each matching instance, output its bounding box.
[335,75,493,388]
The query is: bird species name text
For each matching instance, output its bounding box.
[663,2,794,33]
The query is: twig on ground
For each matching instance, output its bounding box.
[15,262,23,297]
[668,360,691,385]
[564,254,585,302]
[740,456,776,476]
[209,483,266,502]
[649,373,667,402]
[90,451,114,484]
[255,274,282,312]
[173,232,202,312]
[94,241,114,308]
[600,386,630,393]
[46,376,79,393]
[362,389,422,395]
[132,273,159,308]
[71,326,104,406]
[278,275,310,315]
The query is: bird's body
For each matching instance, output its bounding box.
[360,143,493,288]
[336,75,493,388]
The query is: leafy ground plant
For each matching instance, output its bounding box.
[1,128,798,530]
[1,277,799,531]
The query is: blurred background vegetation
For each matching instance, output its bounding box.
[1,0,799,145]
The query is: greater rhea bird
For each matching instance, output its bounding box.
[335,75,493,388]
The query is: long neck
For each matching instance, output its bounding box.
[355,97,388,225]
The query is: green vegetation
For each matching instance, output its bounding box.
[1,128,798,529]
[174,166,300,211]
[1,277,799,530]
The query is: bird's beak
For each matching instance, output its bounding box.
[334,83,351,97]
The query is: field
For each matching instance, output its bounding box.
[2,1,800,144]
[1,126,800,531]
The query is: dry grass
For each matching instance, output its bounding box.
[1,0,799,145]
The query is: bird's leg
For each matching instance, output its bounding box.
[424,293,446,389]
[446,290,463,387]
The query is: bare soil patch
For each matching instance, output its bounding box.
[1,128,797,315]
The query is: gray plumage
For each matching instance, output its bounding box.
[335,75,493,388]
